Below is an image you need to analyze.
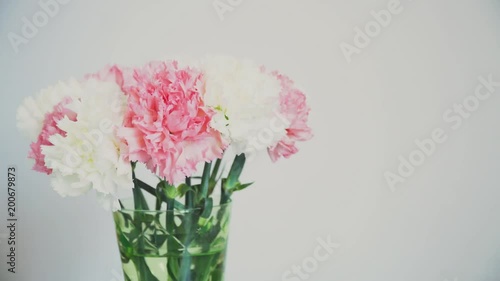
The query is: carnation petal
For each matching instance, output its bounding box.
[119,60,227,184]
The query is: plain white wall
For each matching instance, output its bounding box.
[1,0,500,280]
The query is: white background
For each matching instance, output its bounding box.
[1,0,500,280]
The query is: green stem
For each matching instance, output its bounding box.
[221,179,231,205]
[210,158,222,182]
[131,162,150,211]
[179,192,194,280]
[166,197,175,234]
[200,162,212,200]
[155,197,162,211]
[131,161,137,178]
[208,157,223,195]
[135,179,156,196]
[211,158,222,183]
[135,178,185,210]
[130,162,158,280]
[185,177,194,209]
[165,184,180,280]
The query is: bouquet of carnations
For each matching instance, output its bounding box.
[17,55,312,281]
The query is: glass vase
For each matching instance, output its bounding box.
[113,200,232,281]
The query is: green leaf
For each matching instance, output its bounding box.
[225,154,246,190]
[220,179,231,205]
[230,182,254,192]
[198,216,214,232]
[193,253,217,280]
[159,181,178,199]
[136,179,155,192]
[150,233,168,249]
[116,231,132,262]
[174,200,186,211]
[192,184,202,203]
[167,257,180,281]
[200,197,213,219]
[133,257,160,281]
[132,187,150,211]
[177,183,197,197]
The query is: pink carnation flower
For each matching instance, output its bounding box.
[28,98,76,174]
[85,65,125,91]
[268,72,313,162]
[119,61,227,184]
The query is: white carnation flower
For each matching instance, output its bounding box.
[201,56,288,154]
[42,78,132,211]
[16,78,83,141]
